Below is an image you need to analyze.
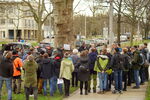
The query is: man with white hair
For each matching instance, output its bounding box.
[70,49,80,87]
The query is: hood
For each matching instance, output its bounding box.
[98,55,108,59]
[43,58,50,64]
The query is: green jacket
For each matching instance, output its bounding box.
[94,56,109,72]
[59,58,74,80]
[23,60,38,88]
[132,50,141,70]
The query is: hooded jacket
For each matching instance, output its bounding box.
[59,57,74,80]
[23,60,38,88]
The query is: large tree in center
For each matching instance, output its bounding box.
[51,0,75,48]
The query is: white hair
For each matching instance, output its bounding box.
[73,49,78,54]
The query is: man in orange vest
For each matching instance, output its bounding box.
[12,50,23,94]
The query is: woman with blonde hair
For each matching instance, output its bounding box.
[59,52,74,97]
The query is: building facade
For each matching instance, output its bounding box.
[0,1,38,41]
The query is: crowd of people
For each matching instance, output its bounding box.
[0,42,149,100]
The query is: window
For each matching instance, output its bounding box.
[0,19,5,25]
[9,19,13,24]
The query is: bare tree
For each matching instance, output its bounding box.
[22,0,53,43]
[123,0,149,46]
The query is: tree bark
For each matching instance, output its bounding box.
[117,13,121,44]
[51,0,75,48]
[37,22,43,43]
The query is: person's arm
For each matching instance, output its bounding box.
[59,60,64,78]
[71,61,74,73]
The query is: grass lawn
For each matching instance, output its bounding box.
[145,81,150,100]
[1,85,78,100]
[121,39,150,47]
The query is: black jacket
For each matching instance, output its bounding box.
[0,57,13,78]
[53,56,62,78]
[111,52,124,71]
[40,58,54,79]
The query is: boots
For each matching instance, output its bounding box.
[85,90,88,95]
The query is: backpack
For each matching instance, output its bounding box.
[138,53,145,66]
[115,53,124,70]
[124,54,132,69]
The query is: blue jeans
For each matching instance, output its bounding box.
[52,76,63,94]
[98,72,107,91]
[0,76,12,100]
[114,70,122,91]
[134,70,140,87]
[43,78,53,96]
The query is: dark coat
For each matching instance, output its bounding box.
[78,56,90,82]
[53,56,62,78]
[0,57,13,78]
[88,52,97,70]
[40,58,54,79]
[36,55,43,79]
[111,52,124,71]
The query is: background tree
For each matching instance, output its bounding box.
[22,0,52,43]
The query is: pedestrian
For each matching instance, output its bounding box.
[36,51,45,94]
[111,48,124,94]
[0,52,13,100]
[12,50,23,94]
[88,48,97,93]
[122,48,131,91]
[78,51,90,95]
[23,55,38,100]
[52,50,63,95]
[59,52,74,97]
[94,49,109,94]
[40,53,54,96]
[70,49,80,87]
[131,46,141,89]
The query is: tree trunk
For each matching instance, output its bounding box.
[37,22,43,43]
[51,0,75,48]
[117,13,121,44]
[130,23,134,46]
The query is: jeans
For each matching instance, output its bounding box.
[134,70,140,87]
[114,70,123,91]
[98,72,107,91]
[123,71,128,90]
[139,67,145,83]
[25,87,38,100]
[51,76,63,94]
[43,78,53,96]
[0,76,12,100]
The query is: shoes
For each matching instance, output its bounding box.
[123,89,127,91]
[119,91,123,94]
[132,86,140,89]
[85,91,88,95]
[80,92,83,95]
[140,83,145,85]
[88,90,91,93]
[112,90,118,94]
[93,89,96,93]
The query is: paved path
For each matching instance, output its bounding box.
[63,83,147,100]
[64,43,150,100]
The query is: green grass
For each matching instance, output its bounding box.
[121,39,150,47]
[145,81,150,100]
[1,85,78,100]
